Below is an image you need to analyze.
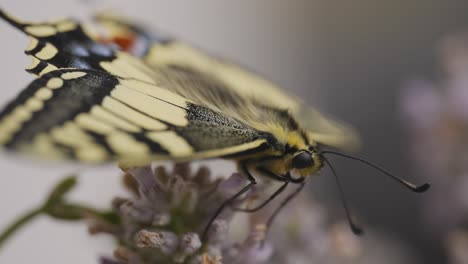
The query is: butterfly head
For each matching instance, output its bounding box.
[284,146,323,181]
[265,130,324,181]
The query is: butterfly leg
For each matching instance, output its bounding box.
[201,161,257,242]
[231,181,289,212]
[230,166,290,212]
[233,170,305,245]
[232,168,304,228]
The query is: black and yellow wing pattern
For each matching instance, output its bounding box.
[96,13,359,150]
[0,10,277,165]
[0,10,358,166]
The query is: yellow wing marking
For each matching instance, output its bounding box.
[24,98,43,112]
[75,144,109,162]
[26,38,39,52]
[119,79,187,108]
[26,56,40,71]
[111,85,188,126]
[31,134,66,159]
[0,82,61,144]
[24,55,59,77]
[146,131,194,157]
[24,25,56,37]
[51,126,92,148]
[100,53,155,83]
[34,88,53,100]
[39,64,58,76]
[12,107,32,122]
[101,96,167,130]
[22,19,77,37]
[49,122,111,162]
[26,55,62,76]
[46,78,64,89]
[56,20,77,32]
[75,113,115,135]
[49,122,110,162]
[0,116,20,137]
[51,122,94,145]
[90,106,141,133]
[0,118,17,144]
[35,43,58,60]
[16,133,66,160]
[195,139,268,159]
[0,133,12,145]
[61,71,87,80]
[107,132,150,156]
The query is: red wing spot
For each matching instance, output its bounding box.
[98,33,137,52]
[112,34,137,51]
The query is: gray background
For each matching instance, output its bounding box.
[0,0,467,263]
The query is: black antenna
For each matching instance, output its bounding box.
[321,151,430,193]
[321,155,364,235]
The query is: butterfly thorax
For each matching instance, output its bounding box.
[243,109,323,179]
[259,130,324,179]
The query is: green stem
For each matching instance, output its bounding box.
[0,208,43,249]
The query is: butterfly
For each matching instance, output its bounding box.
[0,10,428,239]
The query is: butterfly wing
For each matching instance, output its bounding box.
[0,10,274,165]
[0,68,272,165]
[0,9,157,84]
[95,13,360,150]
[0,10,356,166]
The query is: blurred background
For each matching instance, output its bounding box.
[1,0,468,263]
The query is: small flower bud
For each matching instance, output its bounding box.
[180,232,202,255]
[134,229,179,255]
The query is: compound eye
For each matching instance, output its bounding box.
[291,151,314,169]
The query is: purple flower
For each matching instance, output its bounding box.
[88,164,280,264]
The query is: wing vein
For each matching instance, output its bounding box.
[109,96,176,127]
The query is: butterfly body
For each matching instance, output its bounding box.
[0,10,356,181]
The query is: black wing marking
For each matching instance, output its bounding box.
[0,9,156,84]
[0,9,117,72]
[0,68,273,164]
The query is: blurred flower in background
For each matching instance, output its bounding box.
[401,31,468,264]
[267,191,415,264]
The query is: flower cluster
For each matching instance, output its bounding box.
[80,164,370,264]
[1,163,417,263]
[87,163,413,264]
[88,163,276,264]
